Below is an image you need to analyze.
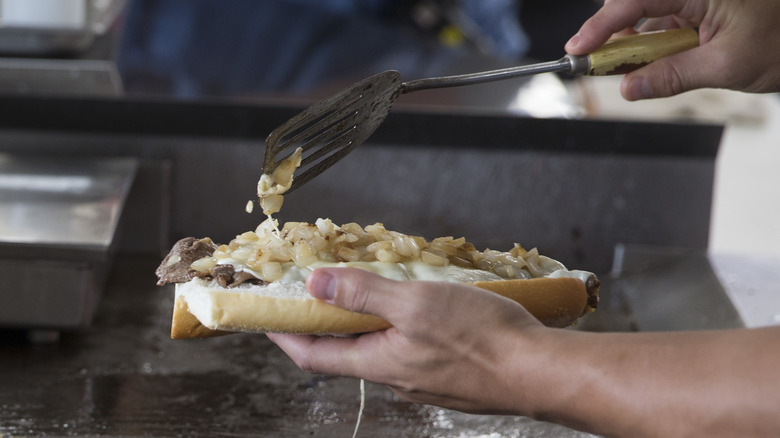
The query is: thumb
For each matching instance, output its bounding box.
[620,47,712,100]
[306,267,408,320]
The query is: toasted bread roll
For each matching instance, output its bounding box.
[169,276,596,339]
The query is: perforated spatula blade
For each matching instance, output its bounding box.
[262,71,402,192]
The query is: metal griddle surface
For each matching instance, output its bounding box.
[0,257,597,437]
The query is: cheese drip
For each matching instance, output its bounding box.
[256,147,303,218]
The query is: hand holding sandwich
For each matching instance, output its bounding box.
[268,267,780,437]
[565,0,780,100]
[269,267,547,415]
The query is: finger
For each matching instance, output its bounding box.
[269,267,417,378]
[566,0,688,55]
[619,45,714,100]
[265,333,320,371]
[266,332,380,377]
[306,267,413,322]
[566,0,648,54]
[636,16,687,32]
[612,27,638,38]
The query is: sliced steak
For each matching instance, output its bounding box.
[155,237,218,286]
[210,264,235,288]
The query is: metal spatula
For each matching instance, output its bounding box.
[262,28,698,192]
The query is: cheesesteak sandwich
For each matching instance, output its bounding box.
[156,218,600,339]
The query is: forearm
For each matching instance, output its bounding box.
[512,326,780,437]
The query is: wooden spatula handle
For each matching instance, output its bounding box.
[586,28,699,76]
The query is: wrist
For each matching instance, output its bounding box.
[499,327,601,429]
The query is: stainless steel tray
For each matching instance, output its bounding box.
[0,153,137,330]
[0,58,123,97]
[0,0,127,56]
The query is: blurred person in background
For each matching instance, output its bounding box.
[117,0,597,99]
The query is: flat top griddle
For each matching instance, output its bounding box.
[0,256,598,438]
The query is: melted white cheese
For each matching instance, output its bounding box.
[548,269,594,285]
[215,257,556,285]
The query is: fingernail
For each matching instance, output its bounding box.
[566,33,581,49]
[625,76,653,100]
[309,271,337,301]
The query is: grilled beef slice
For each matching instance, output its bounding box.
[155,237,218,286]
[156,237,265,287]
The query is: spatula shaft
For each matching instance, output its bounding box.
[400,58,570,94]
